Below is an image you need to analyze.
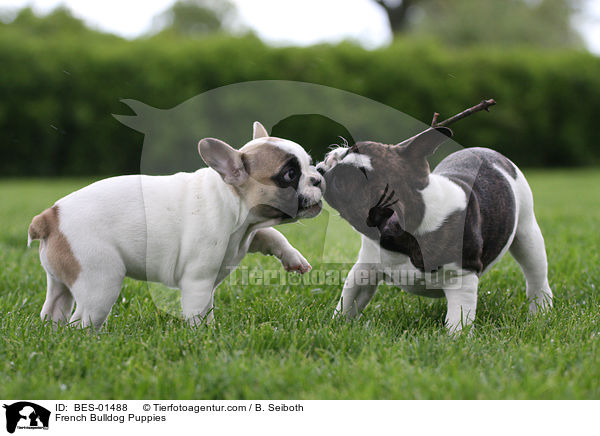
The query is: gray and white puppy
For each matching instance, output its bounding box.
[317,127,553,332]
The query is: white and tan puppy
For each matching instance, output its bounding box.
[28,122,324,328]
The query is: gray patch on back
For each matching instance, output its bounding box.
[436,147,517,180]
[434,147,517,271]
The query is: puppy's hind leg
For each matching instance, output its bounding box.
[68,264,125,329]
[40,273,74,325]
[508,170,552,315]
[509,216,553,315]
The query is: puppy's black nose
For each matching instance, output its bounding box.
[310,176,322,187]
[316,166,325,175]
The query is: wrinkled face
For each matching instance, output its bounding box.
[198,122,325,225]
[317,141,429,239]
[240,137,325,222]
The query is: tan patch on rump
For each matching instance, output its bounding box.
[29,205,81,287]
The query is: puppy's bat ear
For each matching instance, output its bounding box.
[397,126,453,156]
[198,138,248,185]
[253,121,269,139]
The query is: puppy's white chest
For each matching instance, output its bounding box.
[214,228,255,284]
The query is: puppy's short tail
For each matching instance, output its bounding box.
[28,208,54,247]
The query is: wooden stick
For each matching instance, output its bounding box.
[434,99,496,128]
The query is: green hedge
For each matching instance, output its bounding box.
[1,30,600,176]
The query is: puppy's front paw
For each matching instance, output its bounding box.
[281,249,312,274]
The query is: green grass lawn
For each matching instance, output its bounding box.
[0,170,599,399]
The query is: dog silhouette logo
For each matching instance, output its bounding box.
[3,402,50,433]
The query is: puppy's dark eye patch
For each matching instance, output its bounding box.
[272,156,301,189]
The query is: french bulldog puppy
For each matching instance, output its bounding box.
[317,127,552,332]
[28,122,324,328]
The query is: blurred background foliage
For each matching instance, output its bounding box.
[378,0,585,48]
[1,0,599,176]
